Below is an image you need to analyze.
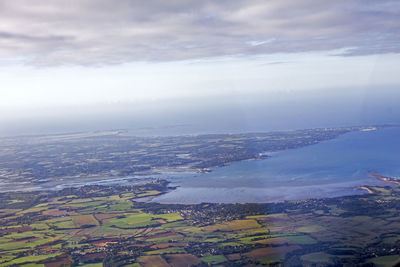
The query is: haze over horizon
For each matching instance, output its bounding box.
[0,0,399,136]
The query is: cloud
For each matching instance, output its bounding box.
[0,0,399,65]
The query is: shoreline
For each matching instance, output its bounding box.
[368,171,400,185]
[357,186,374,194]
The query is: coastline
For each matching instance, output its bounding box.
[368,171,400,185]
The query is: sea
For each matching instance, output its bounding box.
[148,126,400,203]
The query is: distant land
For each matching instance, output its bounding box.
[0,125,391,192]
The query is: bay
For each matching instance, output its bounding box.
[150,127,400,203]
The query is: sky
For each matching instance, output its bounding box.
[0,0,399,135]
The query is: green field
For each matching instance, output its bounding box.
[201,254,227,263]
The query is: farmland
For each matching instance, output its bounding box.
[0,180,399,266]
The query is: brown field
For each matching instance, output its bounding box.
[39,247,59,253]
[72,215,99,227]
[70,226,98,238]
[151,243,188,249]
[254,237,294,245]
[0,226,32,234]
[44,209,73,216]
[138,255,170,267]
[44,256,72,267]
[94,213,123,221]
[227,254,241,260]
[245,245,300,260]
[165,254,202,267]
[82,252,106,260]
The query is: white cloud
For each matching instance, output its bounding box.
[0,0,398,65]
[0,51,399,112]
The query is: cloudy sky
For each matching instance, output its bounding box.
[0,0,399,134]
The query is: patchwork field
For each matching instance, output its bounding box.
[0,181,399,266]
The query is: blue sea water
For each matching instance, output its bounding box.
[150,127,400,203]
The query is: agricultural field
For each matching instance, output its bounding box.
[0,182,399,266]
